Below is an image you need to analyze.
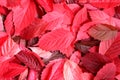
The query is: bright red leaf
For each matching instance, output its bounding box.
[39,29,74,55]
[0,59,26,78]
[13,0,37,35]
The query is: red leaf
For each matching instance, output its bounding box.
[20,19,48,40]
[72,7,88,33]
[41,59,65,80]
[0,15,4,31]
[0,59,26,78]
[99,33,120,59]
[39,29,74,53]
[7,0,21,8]
[15,49,44,71]
[81,53,111,74]
[0,6,9,15]
[36,0,53,12]
[42,3,73,30]
[89,10,109,22]
[0,32,8,46]
[4,11,15,36]
[13,0,37,35]
[80,72,93,80]
[0,37,21,57]
[70,51,81,64]
[63,60,82,80]
[89,0,120,9]
[94,63,116,80]
[114,57,120,73]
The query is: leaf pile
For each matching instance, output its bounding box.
[0,0,120,79]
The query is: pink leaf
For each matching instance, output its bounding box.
[41,59,65,80]
[4,11,14,36]
[42,3,73,30]
[0,15,4,31]
[13,0,37,35]
[28,69,37,80]
[0,37,21,57]
[89,10,109,21]
[39,29,74,53]
[72,7,88,33]
[99,33,120,59]
[15,49,44,71]
[80,72,94,80]
[94,63,116,80]
[20,19,48,40]
[70,51,81,64]
[63,60,82,80]
[19,68,28,80]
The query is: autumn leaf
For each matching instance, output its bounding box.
[63,60,82,80]
[41,59,65,80]
[13,0,37,35]
[94,63,116,80]
[88,24,118,40]
[15,49,44,71]
[39,29,74,54]
[20,19,48,40]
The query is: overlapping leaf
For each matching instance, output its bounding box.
[0,59,26,78]
[0,37,21,57]
[88,24,118,40]
[41,59,65,80]
[20,19,48,40]
[94,63,116,80]
[13,0,37,35]
[63,60,82,80]
[15,49,44,71]
[39,29,74,53]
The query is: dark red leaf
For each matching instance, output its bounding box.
[81,53,111,74]
[15,49,44,71]
[20,19,48,40]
